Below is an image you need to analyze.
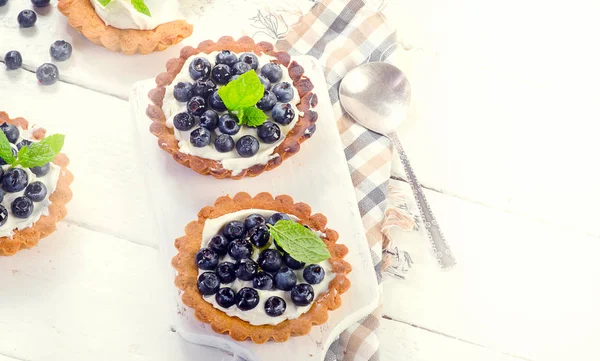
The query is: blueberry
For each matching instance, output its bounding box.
[193,78,217,98]
[257,122,281,144]
[212,64,233,84]
[215,287,236,308]
[218,114,240,136]
[16,139,32,150]
[36,63,59,86]
[0,205,7,227]
[253,271,274,290]
[258,249,283,273]
[173,82,194,102]
[215,261,236,283]
[30,163,50,177]
[272,82,294,102]
[232,62,252,75]
[247,225,270,248]
[235,287,259,311]
[261,63,283,83]
[4,51,22,70]
[222,220,246,241]
[284,253,305,270]
[244,213,266,230]
[0,0,8,5]
[208,234,230,255]
[208,91,227,112]
[236,135,259,158]
[267,213,291,226]
[1,123,20,143]
[49,40,72,61]
[214,134,234,153]
[258,75,271,90]
[274,267,297,291]
[31,0,51,7]
[303,264,325,284]
[0,148,17,166]
[172,112,196,131]
[215,50,238,67]
[0,188,3,203]
[239,53,259,70]
[195,248,219,270]
[235,258,258,281]
[24,181,47,202]
[256,91,277,111]
[197,272,220,296]
[18,10,37,28]
[3,168,28,193]
[187,96,208,117]
[265,296,286,317]
[197,110,218,131]
[189,57,211,80]
[190,127,211,148]
[290,284,315,306]
[11,196,33,219]
[271,103,296,125]
[227,239,253,260]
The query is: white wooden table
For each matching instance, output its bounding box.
[2,1,600,360]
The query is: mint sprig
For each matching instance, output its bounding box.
[97,0,152,17]
[218,71,268,127]
[268,220,331,264]
[0,132,65,169]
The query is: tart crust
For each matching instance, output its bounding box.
[147,36,319,180]
[0,112,74,257]
[57,0,193,55]
[172,192,351,343]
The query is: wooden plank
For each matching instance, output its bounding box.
[381,318,524,361]
[0,223,231,361]
[0,68,157,246]
[382,181,600,361]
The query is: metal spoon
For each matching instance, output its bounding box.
[339,62,456,269]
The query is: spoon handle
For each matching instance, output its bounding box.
[389,133,457,269]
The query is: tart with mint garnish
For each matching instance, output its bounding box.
[0,112,73,256]
[172,192,351,343]
[147,36,319,179]
[57,0,192,55]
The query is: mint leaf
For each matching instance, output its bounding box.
[98,0,112,6]
[131,0,151,17]
[218,71,264,111]
[242,107,267,127]
[0,131,15,165]
[268,220,331,264]
[16,134,65,168]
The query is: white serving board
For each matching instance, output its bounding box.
[129,56,378,361]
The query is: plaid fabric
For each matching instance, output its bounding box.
[276,1,396,360]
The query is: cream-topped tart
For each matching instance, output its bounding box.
[147,37,318,180]
[57,0,193,55]
[91,0,178,30]
[0,112,73,257]
[172,192,351,343]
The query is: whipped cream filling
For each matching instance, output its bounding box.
[162,52,302,176]
[0,127,60,238]
[199,209,334,326]
[92,0,179,30]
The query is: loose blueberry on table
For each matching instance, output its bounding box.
[50,41,73,62]
[4,51,23,70]
[197,212,332,319]
[36,63,59,86]
[18,10,37,28]
[169,51,301,169]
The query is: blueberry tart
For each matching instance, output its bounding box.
[172,192,351,343]
[147,36,319,179]
[0,112,73,256]
[57,0,193,55]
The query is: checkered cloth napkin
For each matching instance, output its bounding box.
[275,1,397,359]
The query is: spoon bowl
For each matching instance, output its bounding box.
[339,62,411,136]
[339,62,456,269]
